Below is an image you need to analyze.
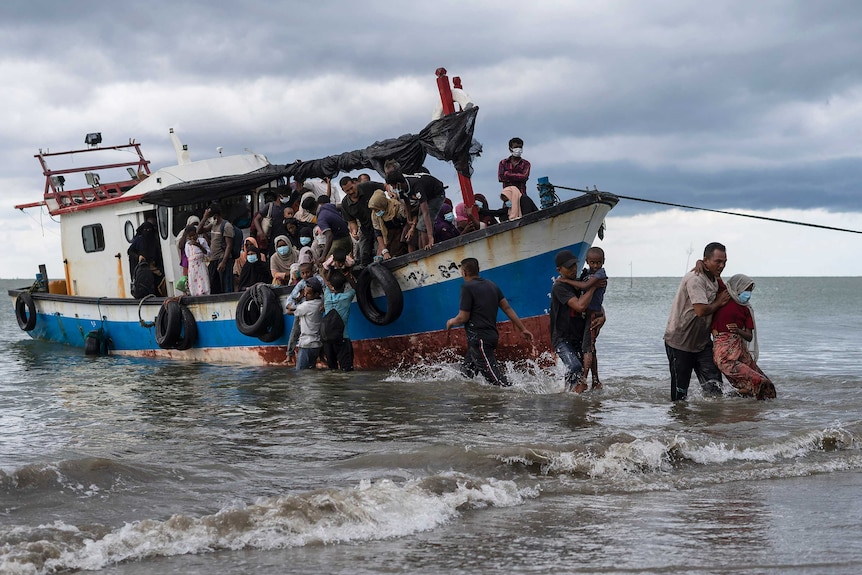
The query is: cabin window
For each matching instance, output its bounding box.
[157,205,169,240]
[82,224,105,253]
[124,221,135,243]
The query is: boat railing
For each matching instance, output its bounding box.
[28,141,151,214]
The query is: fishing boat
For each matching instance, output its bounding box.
[8,69,617,368]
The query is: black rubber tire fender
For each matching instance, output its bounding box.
[257,302,285,342]
[175,304,198,350]
[155,300,183,349]
[15,293,37,331]
[356,263,404,326]
[236,283,282,339]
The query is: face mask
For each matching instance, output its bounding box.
[510,147,523,158]
[738,291,752,304]
[504,200,512,208]
[316,235,326,245]
[300,237,312,246]
[247,254,259,264]
[276,245,290,257]
[475,200,484,209]
[376,210,386,217]
[279,196,289,204]
[444,212,455,222]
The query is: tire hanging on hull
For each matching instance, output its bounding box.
[156,300,198,350]
[356,263,403,326]
[236,283,285,341]
[15,293,37,331]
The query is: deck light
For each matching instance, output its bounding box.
[85,132,102,147]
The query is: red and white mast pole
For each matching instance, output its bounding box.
[435,67,477,215]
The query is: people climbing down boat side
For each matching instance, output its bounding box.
[368,189,407,260]
[284,262,323,365]
[237,242,272,291]
[287,275,324,370]
[386,170,447,250]
[315,196,353,261]
[198,201,236,294]
[500,186,538,221]
[321,269,356,372]
[339,176,383,268]
[433,203,461,243]
[498,137,531,198]
[711,274,777,400]
[183,225,210,296]
[445,257,533,387]
[127,215,166,296]
[270,235,298,286]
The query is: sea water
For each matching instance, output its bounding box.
[1,277,861,574]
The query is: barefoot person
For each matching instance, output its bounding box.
[446,258,533,387]
[664,242,731,401]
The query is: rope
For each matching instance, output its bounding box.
[137,294,158,327]
[554,185,862,235]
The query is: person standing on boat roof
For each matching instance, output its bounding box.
[339,176,384,268]
[446,257,533,387]
[198,201,236,294]
[664,242,731,401]
[550,250,606,393]
[498,137,531,198]
[386,170,447,250]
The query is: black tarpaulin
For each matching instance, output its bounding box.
[141,107,481,207]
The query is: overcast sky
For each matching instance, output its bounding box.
[3,0,861,279]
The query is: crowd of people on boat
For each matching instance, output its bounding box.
[126,138,540,369]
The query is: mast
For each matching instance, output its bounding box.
[435,68,477,215]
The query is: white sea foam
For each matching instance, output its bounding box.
[0,473,535,574]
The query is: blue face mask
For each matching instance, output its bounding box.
[444,212,455,222]
[300,237,312,246]
[247,254,259,264]
[276,245,290,257]
[738,290,752,304]
[504,200,512,208]
[475,200,484,209]
[376,210,386,217]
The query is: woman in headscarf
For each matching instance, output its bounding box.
[183,225,210,296]
[711,274,776,399]
[232,236,265,287]
[295,191,318,223]
[270,234,298,285]
[368,189,407,260]
[474,193,501,227]
[176,215,201,276]
[433,202,461,243]
[500,186,538,221]
[237,244,272,290]
[454,202,480,234]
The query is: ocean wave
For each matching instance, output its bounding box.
[0,458,151,498]
[0,472,536,574]
[491,425,862,485]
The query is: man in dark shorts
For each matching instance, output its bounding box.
[445,257,533,386]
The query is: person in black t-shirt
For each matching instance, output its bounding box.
[445,258,533,386]
[549,250,605,393]
[385,171,446,250]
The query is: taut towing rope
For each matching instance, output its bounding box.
[555,185,862,235]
